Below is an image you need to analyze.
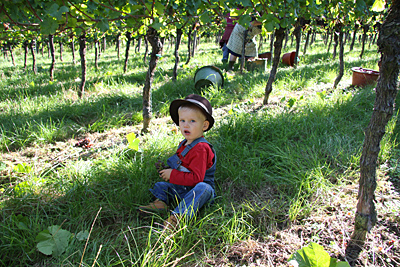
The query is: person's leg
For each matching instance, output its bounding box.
[149,182,189,205]
[222,43,229,62]
[172,182,215,219]
[228,54,237,70]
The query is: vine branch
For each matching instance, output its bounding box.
[25,0,43,22]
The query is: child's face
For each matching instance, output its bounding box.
[178,107,209,144]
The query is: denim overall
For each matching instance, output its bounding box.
[149,137,217,219]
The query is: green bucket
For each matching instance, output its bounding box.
[194,65,224,90]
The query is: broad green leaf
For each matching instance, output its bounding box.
[48,3,60,17]
[98,19,109,32]
[241,0,253,7]
[13,163,31,173]
[265,21,275,33]
[289,242,331,266]
[67,17,77,28]
[154,2,165,15]
[37,238,54,255]
[200,12,212,24]
[59,6,69,15]
[151,22,164,31]
[126,133,140,151]
[41,16,58,35]
[230,8,245,17]
[36,225,72,257]
[371,0,385,11]
[76,230,89,241]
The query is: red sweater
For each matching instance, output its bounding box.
[169,142,215,187]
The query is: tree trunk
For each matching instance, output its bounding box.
[29,40,37,74]
[359,25,369,59]
[124,31,131,73]
[185,28,193,64]
[259,35,264,52]
[368,33,375,48]
[116,33,120,60]
[327,30,333,55]
[78,34,87,98]
[293,21,302,68]
[143,35,148,63]
[23,40,28,70]
[71,39,76,64]
[191,30,197,57]
[142,27,162,133]
[172,28,183,81]
[103,36,106,53]
[269,32,275,57]
[310,30,316,46]
[283,30,289,49]
[59,42,63,62]
[95,39,99,70]
[263,27,286,105]
[10,44,15,66]
[47,39,50,58]
[136,36,142,53]
[345,1,400,264]
[349,26,358,52]
[303,29,311,55]
[41,39,44,57]
[240,30,248,73]
[333,25,344,88]
[3,46,8,61]
[49,34,55,81]
[332,31,339,60]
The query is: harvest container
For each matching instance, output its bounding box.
[281,51,296,66]
[247,59,267,71]
[351,67,379,87]
[194,65,224,89]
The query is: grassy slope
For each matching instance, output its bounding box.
[0,35,399,266]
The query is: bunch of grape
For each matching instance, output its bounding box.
[155,160,168,173]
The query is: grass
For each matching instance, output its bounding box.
[0,34,399,266]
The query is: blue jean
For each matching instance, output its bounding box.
[222,43,229,61]
[149,182,215,219]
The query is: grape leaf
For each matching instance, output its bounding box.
[126,133,139,151]
[371,0,385,12]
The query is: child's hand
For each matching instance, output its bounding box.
[159,168,172,182]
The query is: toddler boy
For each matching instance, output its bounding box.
[138,94,217,230]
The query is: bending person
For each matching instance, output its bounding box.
[226,19,262,70]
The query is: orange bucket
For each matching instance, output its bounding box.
[281,51,296,66]
[351,67,379,87]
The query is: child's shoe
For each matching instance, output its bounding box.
[138,199,168,214]
[163,214,180,231]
